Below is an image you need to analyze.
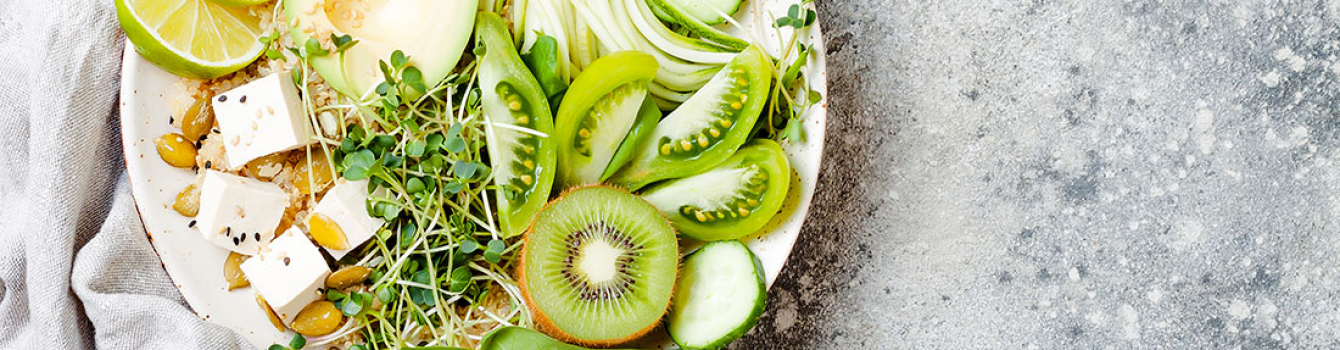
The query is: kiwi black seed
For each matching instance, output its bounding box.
[518,185,679,346]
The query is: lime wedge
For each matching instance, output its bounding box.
[206,0,272,6]
[116,0,266,79]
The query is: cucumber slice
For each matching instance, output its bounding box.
[663,0,742,25]
[607,46,771,190]
[667,240,766,350]
[476,12,558,238]
[554,51,659,189]
[640,139,790,241]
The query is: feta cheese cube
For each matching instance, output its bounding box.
[240,229,330,324]
[309,179,386,259]
[211,73,315,169]
[196,170,290,255]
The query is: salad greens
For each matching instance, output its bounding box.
[263,0,822,348]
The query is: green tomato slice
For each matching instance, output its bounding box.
[553,51,659,189]
[476,12,558,238]
[608,46,772,190]
[640,139,790,241]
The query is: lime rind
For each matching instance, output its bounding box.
[117,0,265,79]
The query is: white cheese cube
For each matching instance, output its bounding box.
[240,229,330,324]
[196,170,290,255]
[211,73,315,169]
[310,179,386,259]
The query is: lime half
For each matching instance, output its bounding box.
[116,0,266,79]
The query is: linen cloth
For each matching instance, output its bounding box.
[0,0,254,348]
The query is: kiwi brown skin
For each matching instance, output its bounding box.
[516,184,680,347]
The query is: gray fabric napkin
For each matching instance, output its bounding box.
[0,0,255,348]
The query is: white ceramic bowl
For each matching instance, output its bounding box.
[119,2,826,347]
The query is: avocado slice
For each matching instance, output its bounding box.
[284,0,476,100]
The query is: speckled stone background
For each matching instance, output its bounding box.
[732,0,1340,348]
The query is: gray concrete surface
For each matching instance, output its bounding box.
[733,1,1340,348]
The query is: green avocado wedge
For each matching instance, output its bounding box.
[476,12,558,239]
[284,0,475,99]
[607,46,772,191]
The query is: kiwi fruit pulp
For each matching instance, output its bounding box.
[519,185,679,346]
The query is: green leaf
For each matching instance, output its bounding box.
[406,141,427,157]
[376,82,392,96]
[484,250,502,264]
[304,38,329,56]
[487,239,506,254]
[425,134,444,153]
[265,49,286,61]
[804,9,817,26]
[407,269,436,306]
[452,161,477,179]
[521,34,569,104]
[290,333,307,350]
[443,181,465,194]
[403,66,426,93]
[782,117,806,142]
[460,239,480,254]
[808,89,823,106]
[444,136,466,154]
[391,50,409,69]
[326,289,347,301]
[448,265,472,293]
[342,149,377,180]
[331,33,358,54]
[341,293,364,316]
[788,4,799,18]
[406,177,426,194]
[376,285,394,304]
[267,345,286,350]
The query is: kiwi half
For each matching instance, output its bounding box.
[518,185,680,346]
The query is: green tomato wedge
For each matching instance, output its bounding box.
[116,0,265,79]
[553,51,659,189]
[608,46,771,191]
[640,139,790,241]
[476,12,558,239]
[666,240,767,350]
[285,0,475,99]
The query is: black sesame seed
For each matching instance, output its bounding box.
[217,95,227,102]
[282,257,291,266]
[169,116,174,124]
[239,95,247,103]
[254,232,260,241]
[187,220,196,228]
[225,227,231,236]
[233,237,240,245]
[212,128,220,134]
[204,161,212,169]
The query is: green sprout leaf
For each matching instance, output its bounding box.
[304,38,329,56]
[290,333,307,350]
[452,160,477,179]
[391,50,409,69]
[460,239,480,254]
[448,265,472,293]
